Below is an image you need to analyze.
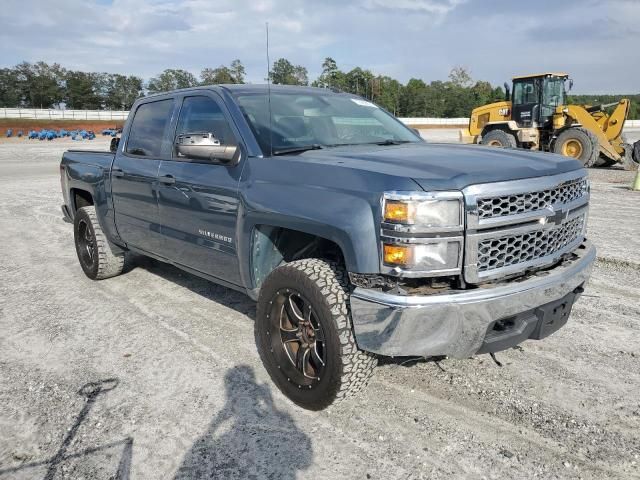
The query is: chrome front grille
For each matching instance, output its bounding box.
[463,170,589,283]
[477,214,585,272]
[477,177,588,220]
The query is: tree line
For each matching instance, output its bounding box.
[0,59,637,119]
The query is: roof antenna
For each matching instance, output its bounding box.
[266,21,273,157]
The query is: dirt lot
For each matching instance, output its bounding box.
[0,137,639,479]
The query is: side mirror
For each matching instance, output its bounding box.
[176,132,239,165]
[568,79,574,91]
[110,137,119,153]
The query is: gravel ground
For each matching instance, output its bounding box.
[0,136,639,480]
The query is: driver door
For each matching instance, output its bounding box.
[156,94,244,286]
[512,79,539,128]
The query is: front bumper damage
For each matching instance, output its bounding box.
[349,241,595,358]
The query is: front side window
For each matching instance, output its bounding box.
[126,99,173,157]
[233,91,420,154]
[513,80,538,105]
[174,96,236,157]
[543,78,564,107]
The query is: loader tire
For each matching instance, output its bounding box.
[623,141,640,171]
[480,129,517,149]
[597,157,617,168]
[553,128,598,167]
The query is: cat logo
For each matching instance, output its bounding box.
[498,108,510,116]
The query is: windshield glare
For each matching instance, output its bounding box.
[233,91,421,154]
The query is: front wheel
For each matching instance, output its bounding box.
[255,259,377,410]
[552,128,598,167]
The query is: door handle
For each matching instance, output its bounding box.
[112,168,124,178]
[158,175,176,185]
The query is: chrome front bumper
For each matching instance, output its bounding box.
[350,241,595,358]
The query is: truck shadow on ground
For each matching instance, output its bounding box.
[174,365,313,479]
[126,254,256,319]
[124,258,314,477]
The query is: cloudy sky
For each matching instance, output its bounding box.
[1,0,638,93]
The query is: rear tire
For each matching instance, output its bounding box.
[552,128,598,167]
[255,258,377,410]
[73,206,125,280]
[480,129,517,148]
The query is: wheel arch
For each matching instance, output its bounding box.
[70,188,94,213]
[480,121,519,138]
[246,223,351,296]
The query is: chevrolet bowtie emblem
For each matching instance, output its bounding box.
[547,209,568,226]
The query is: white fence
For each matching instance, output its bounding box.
[2,108,639,128]
[400,118,640,128]
[0,108,129,121]
[399,117,468,126]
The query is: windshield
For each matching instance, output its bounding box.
[233,91,421,154]
[543,78,565,107]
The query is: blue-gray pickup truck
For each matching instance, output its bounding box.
[60,85,595,410]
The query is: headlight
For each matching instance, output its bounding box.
[381,191,464,277]
[382,191,463,230]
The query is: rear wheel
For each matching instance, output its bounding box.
[74,206,124,280]
[553,128,598,167]
[480,129,517,148]
[255,259,377,410]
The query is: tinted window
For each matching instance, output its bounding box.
[174,96,236,156]
[126,99,173,157]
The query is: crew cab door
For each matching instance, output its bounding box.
[156,94,244,286]
[111,98,175,254]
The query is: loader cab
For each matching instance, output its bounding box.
[511,73,569,129]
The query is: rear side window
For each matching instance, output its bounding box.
[174,96,237,155]
[126,99,174,157]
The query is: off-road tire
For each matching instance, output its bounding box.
[596,157,618,168]
[480,129,517,148]
[74,206,124,280]
[623,140,640,171]
[255,258,377,410]
[552,127,598,167]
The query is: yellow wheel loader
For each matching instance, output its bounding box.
[460,73,639,169]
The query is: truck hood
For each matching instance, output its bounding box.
[296,142,583,191]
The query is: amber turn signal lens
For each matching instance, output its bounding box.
[384,200,413,223]
[383,244,413,266]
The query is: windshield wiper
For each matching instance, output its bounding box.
[272,144,324,155]
[373,139,413,146]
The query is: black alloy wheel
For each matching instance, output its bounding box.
[77,218,97,272]
[266,288,327,387]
